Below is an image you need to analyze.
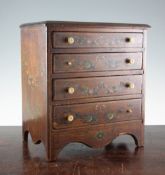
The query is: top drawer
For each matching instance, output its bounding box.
[52,32,143,48]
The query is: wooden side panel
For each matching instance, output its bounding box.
[21,25,48,153]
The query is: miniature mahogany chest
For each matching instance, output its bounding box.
[21,21,150,161]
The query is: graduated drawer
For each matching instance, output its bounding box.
[53,75,142,100]
[53,53,142,73]
[52,32,143,48]
[52,99,141,129]
[52,120,143,148]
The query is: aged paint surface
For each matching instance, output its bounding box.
[54,32,143,48]
[22,52,44,88]
[22,49,45,118]
[55,54,124,72]
[74,35,121,47]
[95,131,105,140]
[64,81,126,97]
[54,103,133,126]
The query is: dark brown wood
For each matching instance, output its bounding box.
[53,32,143,48]
[0,126,165,175]
[53,75,142,100]
[53,94,143,106]
[50,121,143,160]
[53,53,142,73]
[53,99,141,129]
[21,25,49,156]
[20,21,151,29]
[52,47,145,54]
[21,21,150,161]
[51,70,144,79]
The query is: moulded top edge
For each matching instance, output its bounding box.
[20,21,151,29]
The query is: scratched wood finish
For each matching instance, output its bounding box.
[50,121,143,159]
[53,32,143,48]
[53,75,142,100]
[21,25,49,154]
[53,94,143,106]
[1,126,165,175]
[53,53,142,73]
[21,21,150,161]
[52,70,144,79]
[53,99,141,129]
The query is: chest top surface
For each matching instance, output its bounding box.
[20,21,150,29]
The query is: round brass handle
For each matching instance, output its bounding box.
[67,37,75,44]
[125,58,135,64]
[126,109,133,113]
[125,83,135,89]
[125,37,134,43]
[66,114,74,122]
[68,87,75,94]
[67,61,72,66]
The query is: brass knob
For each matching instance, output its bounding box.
[68,87,75,94]
[126,109,133,113]
[125,83,135,89]
[67,37,75,44]
[125,58,135,64]
[125,37,134,43]
[67,61,72,66]
[66,114,74,122]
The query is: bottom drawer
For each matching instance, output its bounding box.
[51,120,143,149]
[53,99,141,129]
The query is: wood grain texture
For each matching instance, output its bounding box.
[20,21,151,28]
[50,121,143,160]
[21,25,49,156]
[53,53,142,73]
[53,75,142,100]
[53,32,143,48]
[21,21,150,161]
[53,94,143,106]
[53,99,141,129]
[1,126,164,175]
[51,70,144,79]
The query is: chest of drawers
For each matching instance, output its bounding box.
[21,21,150,161]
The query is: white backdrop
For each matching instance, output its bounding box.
[0,0,165,125]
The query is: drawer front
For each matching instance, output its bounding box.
[53,75,142,100]
[53,99,141,129]
[52,120,142,148]
[52,32,143,48]
[53,53,142,73]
